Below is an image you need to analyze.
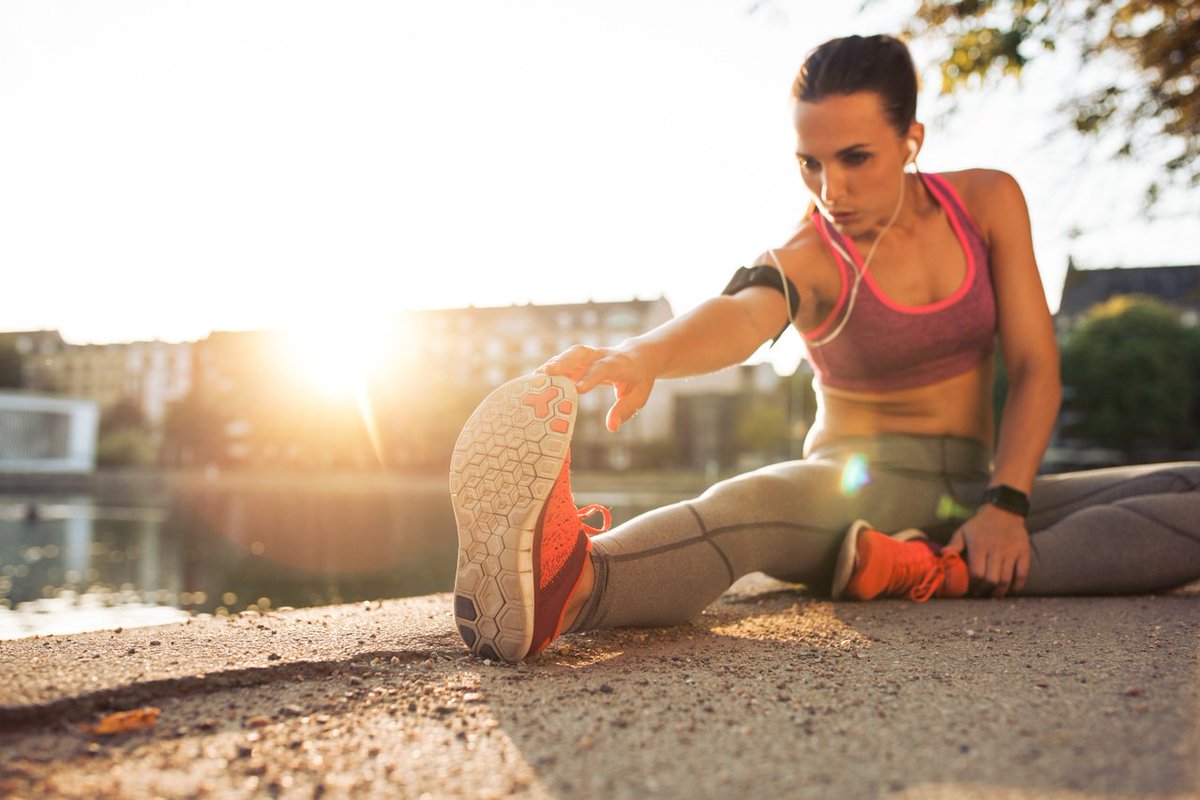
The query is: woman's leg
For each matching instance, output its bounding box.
[571,438,985,631]
[1015,462,1200,595]
[570,461,848,631]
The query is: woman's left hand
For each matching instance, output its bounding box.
[943,505,1031,598]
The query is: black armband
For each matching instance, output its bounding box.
[721,265,799,344]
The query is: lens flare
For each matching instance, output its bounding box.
[936,494,973,521]
[355,382,385,467]
[840,453,870,497]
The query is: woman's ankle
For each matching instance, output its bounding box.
[561,555,596,632]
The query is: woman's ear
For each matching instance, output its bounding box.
[904,122,925,168]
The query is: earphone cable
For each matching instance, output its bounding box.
[769,166,913,348]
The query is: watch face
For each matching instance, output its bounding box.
[984,485,1029,516]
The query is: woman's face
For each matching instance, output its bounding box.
[793,91,915,236]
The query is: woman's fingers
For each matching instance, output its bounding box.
[1013,552,1030,594]
[540,346,606,383]
[576,352,639,395]
[537,346,653,429]
[605,381,651,432]
[953,514,1032,598]
[943,529,965,556]
[968,550,991,596]
[991,559,1013,598]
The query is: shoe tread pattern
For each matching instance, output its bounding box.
[449,374,577,661]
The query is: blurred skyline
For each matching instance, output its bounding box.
[3,0,1197,373]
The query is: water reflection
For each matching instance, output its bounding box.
[0,475,695,639]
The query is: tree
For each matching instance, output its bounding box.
[902,1,1199,199]
[1060,295,1200,456]
[96,428,159,468]
[97,398,157,468]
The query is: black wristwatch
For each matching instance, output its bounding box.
[980,484,1030,517]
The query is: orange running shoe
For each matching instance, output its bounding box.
[449,374,611,662]
[830,519,968,602]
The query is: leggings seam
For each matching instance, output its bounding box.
[1115,505,1200,545]
[1031,471,1199,522]
[604,520,824,563]
[685,504,736,585]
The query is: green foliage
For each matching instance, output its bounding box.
[0,335,22,389]
[97,428,159,468]
[1061,295,1200,453]
[903,0,1199,195]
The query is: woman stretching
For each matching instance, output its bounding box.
[447,34,1200,664]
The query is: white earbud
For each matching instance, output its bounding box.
[905,139,918,165]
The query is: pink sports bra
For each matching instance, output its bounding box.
[803,173,997,392]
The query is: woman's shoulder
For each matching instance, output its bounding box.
[935,168,1026,204]
[749,216,832,272]
[932,169,1027,238]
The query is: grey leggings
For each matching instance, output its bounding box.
[570,435,1200,631]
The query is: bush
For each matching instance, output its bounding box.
[97,429,159,468]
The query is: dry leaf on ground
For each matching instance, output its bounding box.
[83,706,162,735]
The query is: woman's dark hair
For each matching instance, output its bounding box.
[792,35,919,136]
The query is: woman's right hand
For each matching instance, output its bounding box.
[538,345,656,433]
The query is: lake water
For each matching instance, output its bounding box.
[0,472,700,640]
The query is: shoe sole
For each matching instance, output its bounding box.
[830,519,928,600]
[449,373,577,662]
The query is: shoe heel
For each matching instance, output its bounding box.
[830,519,873,600]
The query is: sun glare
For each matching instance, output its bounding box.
[280,316,398,465]
[281,320,386,400]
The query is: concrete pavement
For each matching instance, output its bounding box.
[2,575,1198,799]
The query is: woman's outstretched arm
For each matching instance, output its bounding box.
[540,286,788,432]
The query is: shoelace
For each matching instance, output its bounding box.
[885,543,946,603]
[907,559,946,603]
[576,504,612,535]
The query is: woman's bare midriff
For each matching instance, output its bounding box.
[803,358,996,456]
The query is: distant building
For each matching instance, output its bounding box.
[188,331,289,464]
[673,361,798,473]
[9,330,67,358]
[406,298,676,387]
[19,335,192,429]
[0,392,98,473]
[400,298,788,469]
[7,330,67,387]
[190,330,280,403]
[123,341,194,427]
[4,298,800,472]
[1055,259,1200,337]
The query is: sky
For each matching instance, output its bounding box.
[2,0,1197,372]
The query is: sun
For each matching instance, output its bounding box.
[279,317,387,400]
[279,314,404,466]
